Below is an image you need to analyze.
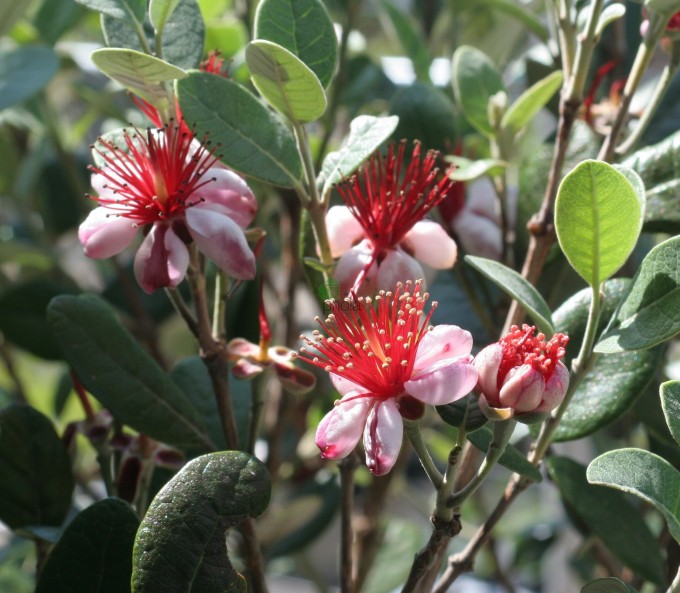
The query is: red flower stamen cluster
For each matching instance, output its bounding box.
[298,280,436,399]
[497,325,568,387]
[200,50,230,77]
[91,123,219,226]
[336,142,454,256]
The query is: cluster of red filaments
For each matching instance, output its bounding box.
[298,280,436,399]
[200,50,230,77]
[91,123,218,226]
[497,325,569,383]
[336,142,455,254]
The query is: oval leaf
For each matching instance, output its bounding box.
[465,255,554,335]
[132,452,271,593]
[36,498,139,593]
[0,404,74,530]
[501,70,563,133]
[555,160,644,287]
[596,4,626,37]
[245,40,327,123]
[177,71,303,188]
[0,46,59,111]
[446,156,507,182]
[379,0,431,81]
[47,294,214,450]
[149,0,181,32]
[596,236,680,352]
[451,45,506,136]
[661,381,680,445]
[74,0,145,21]
[587,448,680,544]
[548,456,665,585]
[254,0,337,88]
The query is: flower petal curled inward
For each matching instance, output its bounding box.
[134,225,189,293]
[405,357,478,406]
[330,372,365,397]
[326,205,366,258]
[186,208,256,280]
[199,168,257,228]
[536,361,569,412]
[334,240,377,296]
[473,343,503,404]
[499,365,544,412]
[363,399,402,476]
[316,395,372,459]
[374,249,424,293]
[78,208,138,258]
[402,220,458,269]
[412,325,474,371]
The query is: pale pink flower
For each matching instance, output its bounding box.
[450,188,502,261]
[475,325,570,420]
[79,123,257,293]
[297,280,477,475]
[327,143,458,296]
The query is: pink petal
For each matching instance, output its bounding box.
[133,224,189,293]
[374,249,424,293]
[186,208,256,280]
[330,372,365,397]
[326,206,366,258]
[78,208,138,258]
[334,240,378,296]
[499,365,544,412]
[453,209,503,261]
[363,399,403,476]
[404,357,478,406]
[402,221,458,269]
[535,361,569,412]
[197,168,257,228]
[473,343,503,404]
[232,358,265,379]
[273,361,317,395]
[227,337,260,360]
[413,325,474,371]
[316,395,373,459]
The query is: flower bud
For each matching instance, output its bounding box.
[474,325,569,421]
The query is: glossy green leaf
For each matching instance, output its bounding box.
[582,578,638,593]
[465,255,554,335]
[149,0,181,31]
[0,405,74,530]
[451,45,506,136]
[446,156,507,182]
[596,236,680,352]
[468,427,542,482]
[319,114,399,196]
[254,0,337,88]
[245,40,327,123]
[0,46,59,111]
[36,499,139,593]
[587,448,680,544]
[661,381,680,445]
[379,0,431,81]
[555,161,644,287]
[177,72,303,188]
[596,4,626,37]
[548,456,665,585]
[91,48,187,105]
[74,0,145,21]
[501,70,563,133]
[47,294,214,450]
[132,452,271,593]
[436,394,488,432]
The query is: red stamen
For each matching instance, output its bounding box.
[200,50,230,77]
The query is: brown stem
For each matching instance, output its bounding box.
[340,452,360,593]
[238,518,269,593]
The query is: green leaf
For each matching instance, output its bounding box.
[177,72,303,188]
[34,0,86,46]
[465,255,554,335]
[468,427,542,482]
[451,45,506,136]
[645,0,680,15]
[74,0,145,21]
[90,48,187,105]
[446,156,507,182]
[35,499,139,593]
[47,294,214,450]
[253,0,337,89]
[132,452,271,593]
[478,0,549,41]
[596,4,626,37]
[149,0,181,32]
[245,40,327,123]
[379,0,431,81]
[555,160,644,287]
[548,456,665,585]
[0,46,59,111]
[0,404,74,530]
[587,448,680,544]
[582,578,638,593]
[596,236,680,352]
[436,393,488,432]
[661,381,680,445]
[642,179,680,233]
[319,114,399,196]
[501,70,563,133]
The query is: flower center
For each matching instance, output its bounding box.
[90,123,219,227]
[298,280,437,398]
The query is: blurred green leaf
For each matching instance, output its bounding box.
[446,156,506,181]
[379,0,431,81]
[555,161,644,287]
[548,456,665,585]
[0,404,74,530]
[479,0,549,41]
[245,40,326,123]
[660,381,680,444]
[501,70,563,133]
[74,0,145,21]
[177,72,303,187]
[36,499,139,593]
[34,0,86,45]
[47,294,214,450]
[132,452,271,593]
[0,46,59,111]
[468,427,542,482]
[645,0,680,14]
[582,578,638,593]
[587,448,680,544]
[596,4,626,37]
[436,393,488,432]
[149,0,181,32]
[254,0,337,88]
[451,45,505,136]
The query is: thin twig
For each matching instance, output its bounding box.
[340,452,360,593]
